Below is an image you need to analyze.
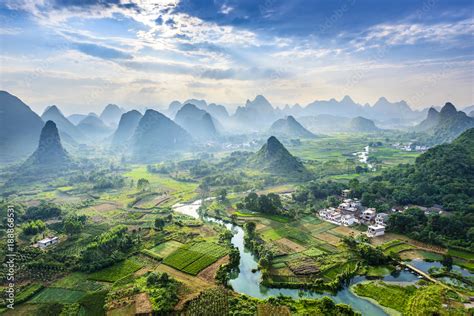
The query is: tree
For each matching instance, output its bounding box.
[23,220,46,235]
[137,178,150,190]
[441,254,453,271]
[64,215,86,235]
[218,188,227,201]
[244,221,256,237]
[244,192,259,211]
[154,217,165,230]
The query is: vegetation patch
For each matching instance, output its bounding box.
[88,257,145,282]
[163,242,228,275]
[29,288,87,304]
[352,281,416,313]
[143,240,184,260]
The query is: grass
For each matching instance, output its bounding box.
[352,281,417,313]
[366,266,393,277]
[143,240,184,260]
[311,222,338,235]
[163,242,228,275]
[52,272,104,292]
[29,288,87,304]
[87,257,144,282]
[303,247,326,257]
[383,243,415,255]
[15,284,44,305]
[448,248,474,260]
[124,166,197,203]
[234,211,289,223]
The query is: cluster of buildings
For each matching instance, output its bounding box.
[318,190,389,237]
[392,142,429,152]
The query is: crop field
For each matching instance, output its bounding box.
[124,166,197,203]
[303,247,326,257]
[274,238,306,253]
[144,240,184,260]
[383,243,415,254]
[321,260,358,280]
[330,225,362,237]
[311,222,338,235]
[315,232,341,246]
[52,272,104,292]
[88,257,145,282]
[29,287,87,304]
[163,242,228,275]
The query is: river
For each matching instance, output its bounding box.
[172,200,420,315]
[354,145,375,171]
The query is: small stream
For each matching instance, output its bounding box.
[173,201,420,315]
[354,145,375,171]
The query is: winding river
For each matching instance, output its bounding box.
[172,200,420,315]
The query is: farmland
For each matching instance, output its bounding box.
[163,242,228,275]
[29,288,87,304]
[88,257,145,282]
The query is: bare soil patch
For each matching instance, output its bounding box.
[134,293,153,315]
[198,255,229,283]
[331,226,362,237]
[274,238,306,253]
[315,232,341,246]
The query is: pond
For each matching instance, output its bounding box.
[174,202,420,315]
[409,259,473,278]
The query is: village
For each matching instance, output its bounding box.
[317,189,388,238]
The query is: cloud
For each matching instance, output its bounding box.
[357,18,474,48]
[73,42,132,59]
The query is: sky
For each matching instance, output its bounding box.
[0,0,473,115]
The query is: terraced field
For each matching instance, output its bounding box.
[163,242,228,276]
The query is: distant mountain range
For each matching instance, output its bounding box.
[1,89,471,164]
[170,94,430,132]
[414,103,474,144]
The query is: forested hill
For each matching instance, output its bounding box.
[352,128,473,249]
[357,128,473,211]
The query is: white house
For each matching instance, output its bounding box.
[367,225,385,237]
[361,208,376,222]
[37,236,59,249]
[341,189,351,198]
[341,214,355,226]
[375,213,389,226]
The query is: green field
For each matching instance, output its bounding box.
[234,211,290,223]
[352,281,417,313]
[163,242,228,275]
[29,288,87,304]
[87,257,144,282]
[52,273,104,292]
[143,240,184,260]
